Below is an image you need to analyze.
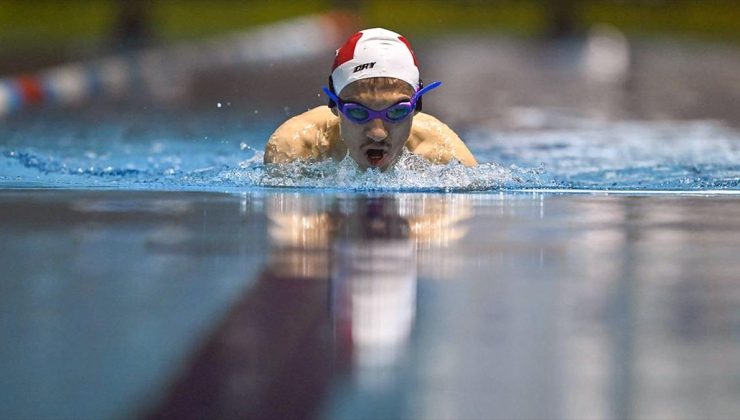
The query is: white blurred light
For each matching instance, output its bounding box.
[0,83,13,116]
[582,25,630,84]
[42,64,90,105]
[97,57,131,98]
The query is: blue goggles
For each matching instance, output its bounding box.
[322,81,442,124]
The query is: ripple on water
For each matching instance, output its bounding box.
[1,117,739,193]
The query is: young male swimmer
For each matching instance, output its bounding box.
[264,28,477,170]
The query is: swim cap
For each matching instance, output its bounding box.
[330,28,420,95]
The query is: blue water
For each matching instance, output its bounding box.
[2,108,739,192]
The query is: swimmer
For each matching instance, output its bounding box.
[264,28,477,170]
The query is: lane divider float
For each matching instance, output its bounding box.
[0,11,357,118]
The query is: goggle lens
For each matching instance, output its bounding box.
[386,105,412,121]
[346,107,370,122]
[322,81,442,125]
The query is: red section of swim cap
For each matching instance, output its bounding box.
[332,31,363,70]
[397,36,418,66]
[17,75,44,104]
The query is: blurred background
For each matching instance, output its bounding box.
[2,0,739,126]
[2,0,739,70]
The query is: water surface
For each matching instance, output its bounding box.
[1,189,739,419]
[2,108,739,192]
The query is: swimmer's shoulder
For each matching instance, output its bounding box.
[264,106,342,164]
[409,112,478,167]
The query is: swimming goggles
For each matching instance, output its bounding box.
[322,81,442,124]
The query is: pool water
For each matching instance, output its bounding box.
[2,107,739,192]
[1,189,739,419]
[2,52,740,417]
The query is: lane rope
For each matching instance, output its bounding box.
[0,11,356,118]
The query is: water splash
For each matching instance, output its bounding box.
[1,111,739,192]
[222,149,540,191]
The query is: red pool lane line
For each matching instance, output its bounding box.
[16,75,45,105]
[145,272,338,420]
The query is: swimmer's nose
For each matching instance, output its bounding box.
[365,119,388,142]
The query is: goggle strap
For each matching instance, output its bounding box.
[322,86,341,106]
[415,80,442,99]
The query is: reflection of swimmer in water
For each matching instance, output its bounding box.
[266,194,471,280]
[149,195,471,418]
[331,197,418,371]
[264,28,477,171]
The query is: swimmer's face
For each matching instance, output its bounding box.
[336,78,415,171]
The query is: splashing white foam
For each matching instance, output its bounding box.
[221,149,530,192]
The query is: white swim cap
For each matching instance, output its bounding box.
[330,28,420,95]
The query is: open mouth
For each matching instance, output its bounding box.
[366,149,386,167]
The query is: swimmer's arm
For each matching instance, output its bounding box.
[263,106,340,164]
[409,113,478,167]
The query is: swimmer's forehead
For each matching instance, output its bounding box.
[339,77,415,102]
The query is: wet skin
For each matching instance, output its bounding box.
[262,79,477,169]
[334,82,415,171]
